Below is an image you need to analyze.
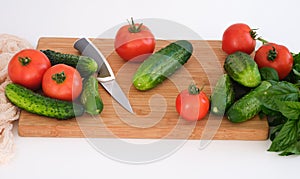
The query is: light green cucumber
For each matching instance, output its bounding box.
[226,81,272,123]
[80,75,103,115]
[132,40,193,91]
[224,51,261,87]
[210,74,235,115]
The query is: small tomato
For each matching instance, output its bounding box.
[222,23,256,55]
[8,49,51,90]
[254,43,293,80]
[42,64,82,101]
[114,18,155,62]
[175,83,210,121]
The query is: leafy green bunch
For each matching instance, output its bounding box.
[259,53,300,156]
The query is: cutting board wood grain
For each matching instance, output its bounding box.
[18,37,269,140]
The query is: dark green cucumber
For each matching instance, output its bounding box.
[224,51,261,87]
[226,81,272,123]
[80,75,103,115]
[132,40,193,91]
[5,83,84,120]
[210,74,235,115]
[41,49,98,77]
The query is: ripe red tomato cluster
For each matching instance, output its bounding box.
[222,23,293,80]
[176,23,295,122]
[8,49,82,101]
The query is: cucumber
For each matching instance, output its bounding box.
[224,51,261,87]
[80,75,103,115]
[5,83,84,120]
[210,74,235,115]
[132,40,193,91]
[41,49,98,77]
[226,81,272,123]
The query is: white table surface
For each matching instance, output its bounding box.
[1,0,300,178]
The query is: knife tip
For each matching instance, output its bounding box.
[127,107,134,114]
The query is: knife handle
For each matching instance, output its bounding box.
[74,38,115,82]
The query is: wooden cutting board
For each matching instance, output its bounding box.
[18,37,269,140]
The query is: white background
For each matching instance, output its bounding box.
[1,0,300,178]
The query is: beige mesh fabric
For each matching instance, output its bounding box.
[0,53,12,83]
[0,34,33,164]
[0,123,15,164]
[0,34,33,54]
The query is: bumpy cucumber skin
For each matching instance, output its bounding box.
[80,75,103,115]
[226,81,272,123]
[41,49,98,77]
[132,40,193,91]
[224,51,261,87]
[5,83,84,120]
[211,74,235,115]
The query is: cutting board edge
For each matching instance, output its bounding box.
[18,121,269,140]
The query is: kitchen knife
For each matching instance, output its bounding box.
[74,38,133,114]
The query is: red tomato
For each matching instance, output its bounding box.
[222,23,256,55]
[175,84,210,121]
[114,18,155,62]
[8,49,51,90]
[254,43,293,80]
[42,64,82,101]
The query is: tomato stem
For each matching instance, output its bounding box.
[188,83,201,95]
[267,46,277,61]
[250,29,258,39]
[127,17,143,33]
[52,71,66,84]
[250,29,269,44]
[257,37,269,44]
[18,57,31,66]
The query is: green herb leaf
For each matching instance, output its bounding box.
[277,101,300,120]
[258,81,299,111]
[259,67,279,81]
[292,64,300,83]
[267,81,299,101]
[293,52,300,64]
[279,141,300,156]
[269,124,284,141]
[286,52,300,83]
[268,119,299,152]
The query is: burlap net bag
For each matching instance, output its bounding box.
[0,34,33,164]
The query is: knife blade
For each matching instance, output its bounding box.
[74,38,133,114]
